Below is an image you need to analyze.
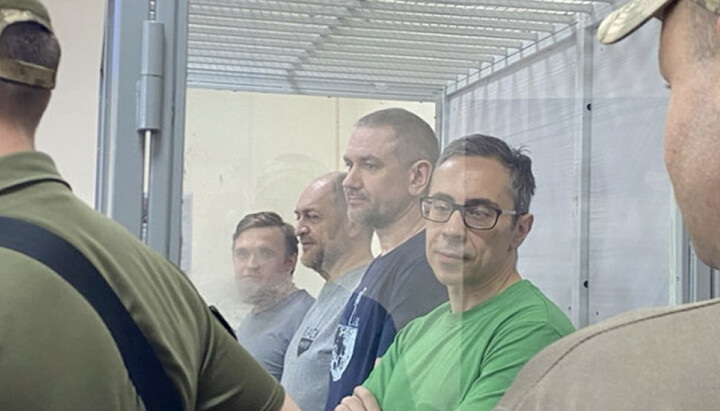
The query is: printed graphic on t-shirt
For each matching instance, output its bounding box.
[297,327,319,356]
[330,287,366,381]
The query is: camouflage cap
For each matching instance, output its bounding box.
[0,0,55,89]
[598,0,720,44]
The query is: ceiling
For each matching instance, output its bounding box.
[186,0,616,101]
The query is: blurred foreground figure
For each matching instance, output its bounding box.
[0,1,297,409]
[496,1,720,410]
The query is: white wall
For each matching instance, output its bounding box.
[35,0,104,206]
[183,89,436,326]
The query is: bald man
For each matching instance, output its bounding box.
[282,172,374,411]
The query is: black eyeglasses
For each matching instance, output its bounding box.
[420,196,520,230]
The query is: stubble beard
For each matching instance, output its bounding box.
[348,202,391,230]
[236,278,263,304]
[302,248,325,274]
[236,276,292,306]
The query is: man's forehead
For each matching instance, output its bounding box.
[348,126,398,152]
[235,226,284,243]
[344,151,384,163]
[431,156,512,194]
[352,124,396,138]
[234,243,275,251]
[435,154,508,174]
[295,201,325,215]
[297,180,336,209]
[430,156,510,186]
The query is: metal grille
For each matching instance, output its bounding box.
[188,0,615,101]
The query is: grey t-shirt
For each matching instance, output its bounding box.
[236,289,315,381]
[281,266,367,411]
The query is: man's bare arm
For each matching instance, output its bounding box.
[279,392,301,411]
[334,386,381,411]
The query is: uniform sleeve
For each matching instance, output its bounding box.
[196,308,286,411]
[454,322,566,411]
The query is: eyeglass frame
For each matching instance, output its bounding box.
[419,196,524,230]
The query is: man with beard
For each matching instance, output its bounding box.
[233,211,314,381]
[282,172,374,411]
[0,1,299,409]
[494,1,720,410]
[325,108,449,410]
[335,135,574,411]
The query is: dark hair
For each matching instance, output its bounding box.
[0,22,60,133]
[438,134,536,214]
[232,211,298,257]
[355,108,439,165]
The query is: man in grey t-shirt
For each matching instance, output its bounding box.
[281,172,373,410]
[233,211,315,381]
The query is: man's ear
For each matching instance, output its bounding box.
[510,213,534,250]
[285,252,298,275]
[408,159,433,197]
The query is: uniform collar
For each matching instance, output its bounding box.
[0,151,70,195]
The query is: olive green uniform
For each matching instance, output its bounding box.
[0,152,285,410]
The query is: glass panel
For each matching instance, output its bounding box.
[182,90,436,327]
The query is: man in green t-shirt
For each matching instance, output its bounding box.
[335,134,574,411]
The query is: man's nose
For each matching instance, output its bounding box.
[441,209,466,239]
[296,223,308,237]
[245,253,262,268]
[343,166,360,189]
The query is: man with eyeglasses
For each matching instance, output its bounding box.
[335,134,574,411]
[495,1,720,409]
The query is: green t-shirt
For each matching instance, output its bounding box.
[363,280,575,411]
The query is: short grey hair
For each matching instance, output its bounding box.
[355,108,439,165]
[438,134,535,214]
